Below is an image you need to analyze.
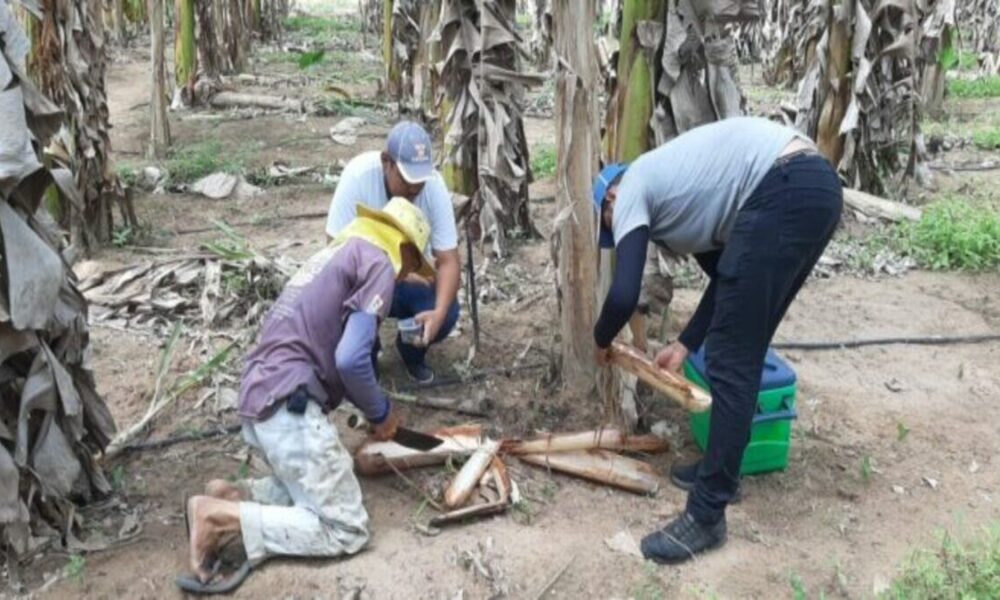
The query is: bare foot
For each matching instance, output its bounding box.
[187,495,241,582]
[205,479,245,501]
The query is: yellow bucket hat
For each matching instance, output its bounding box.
[354,197,435,279]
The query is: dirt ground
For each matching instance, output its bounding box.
[10,7,1000,600]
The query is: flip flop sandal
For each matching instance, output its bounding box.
[175,560,253,595]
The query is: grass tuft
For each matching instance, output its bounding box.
[284,14,358,38]
[948,76,1000,99]
[891,199,1000,271]
[883,526,1000,599]
[164,141,244,184]
[530,145,557,180]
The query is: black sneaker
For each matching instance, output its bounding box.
[403,361,435,385]
[669,461,742,502]
[640,512,727,564]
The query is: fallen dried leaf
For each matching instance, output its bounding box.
[604,530,642,559]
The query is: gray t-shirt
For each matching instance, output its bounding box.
[239,238,395,420]
[611,117,803,255]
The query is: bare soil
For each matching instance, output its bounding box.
[12,12,1000,600]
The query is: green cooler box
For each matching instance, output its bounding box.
[683,347,797,475]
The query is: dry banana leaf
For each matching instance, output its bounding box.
[1,12,117,561]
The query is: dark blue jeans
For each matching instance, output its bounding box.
[376,281,460,368]
[687,153,843,525]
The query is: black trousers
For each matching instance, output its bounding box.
[687,153,843,525]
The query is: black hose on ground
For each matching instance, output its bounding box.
[772,333,1000,351]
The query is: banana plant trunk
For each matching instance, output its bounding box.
[553,0,602,397]
[383,0,401,98]
[174,0,196,87]
[196,0,222,81]
[21,0,133,251]
[150,0,171,157]
[413,0,441,116]
[604,0,659,162]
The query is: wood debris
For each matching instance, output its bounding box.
[444,440,501,509]
[843,189,922,223]
[354,425,484,476]
[609,342,712,412]
[519,450,661,495]
[355,424,668,529]
[208,91,305,112]
[502,428,667,455]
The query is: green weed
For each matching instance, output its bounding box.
[512,499,534,525]
[66,555,86,581]
[891,200,1000,271]
[112,225,135,248]
[972,128,1000,150]
[883,526,1000,599]
[111,465,127,491]
[948,76,1000,99]
[957,51,979,71]
[861,456,873,484]
[201,220,255,261]
[284,14,358,38]
[897,422,911,442]
[530,145,557,179]
[117,164,139,187]
[164,141,244,184]
[297,49,326,70]
[790,572,808,600]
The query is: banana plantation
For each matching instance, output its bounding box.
[2,0,1000,596]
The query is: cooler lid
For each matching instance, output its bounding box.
[687,346,797,391]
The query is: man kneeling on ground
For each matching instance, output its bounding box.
[177,198,434,594]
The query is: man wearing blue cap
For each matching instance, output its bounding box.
[592,117,843,564]
[326,121,460,384]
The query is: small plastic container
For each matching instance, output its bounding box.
[398,318,423,345]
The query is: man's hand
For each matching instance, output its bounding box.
[371,406,401,442]
[594,345,612,367]
[413,309,445,347]
[655,341,689,374]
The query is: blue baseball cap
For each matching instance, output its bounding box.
[387,121,434,184]
[593,163,628,249]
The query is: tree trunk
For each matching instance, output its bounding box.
[23,0,132,252]
[383,0,401,98]
[919,0,955,119]
[605,0,659,162]
[437,0,480,228]
[149,0,171,158]
[196,0,222,81]
[174,0,195,87]
[553,0,601,396]
[110,0,125,42]
[124,0,146,24]
[413,0,441,116]
[530,0,551,69]
[794,0,928,193]
[224,0,248,73]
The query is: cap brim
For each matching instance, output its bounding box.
[356,205,436,278]
[396,161,434,184]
